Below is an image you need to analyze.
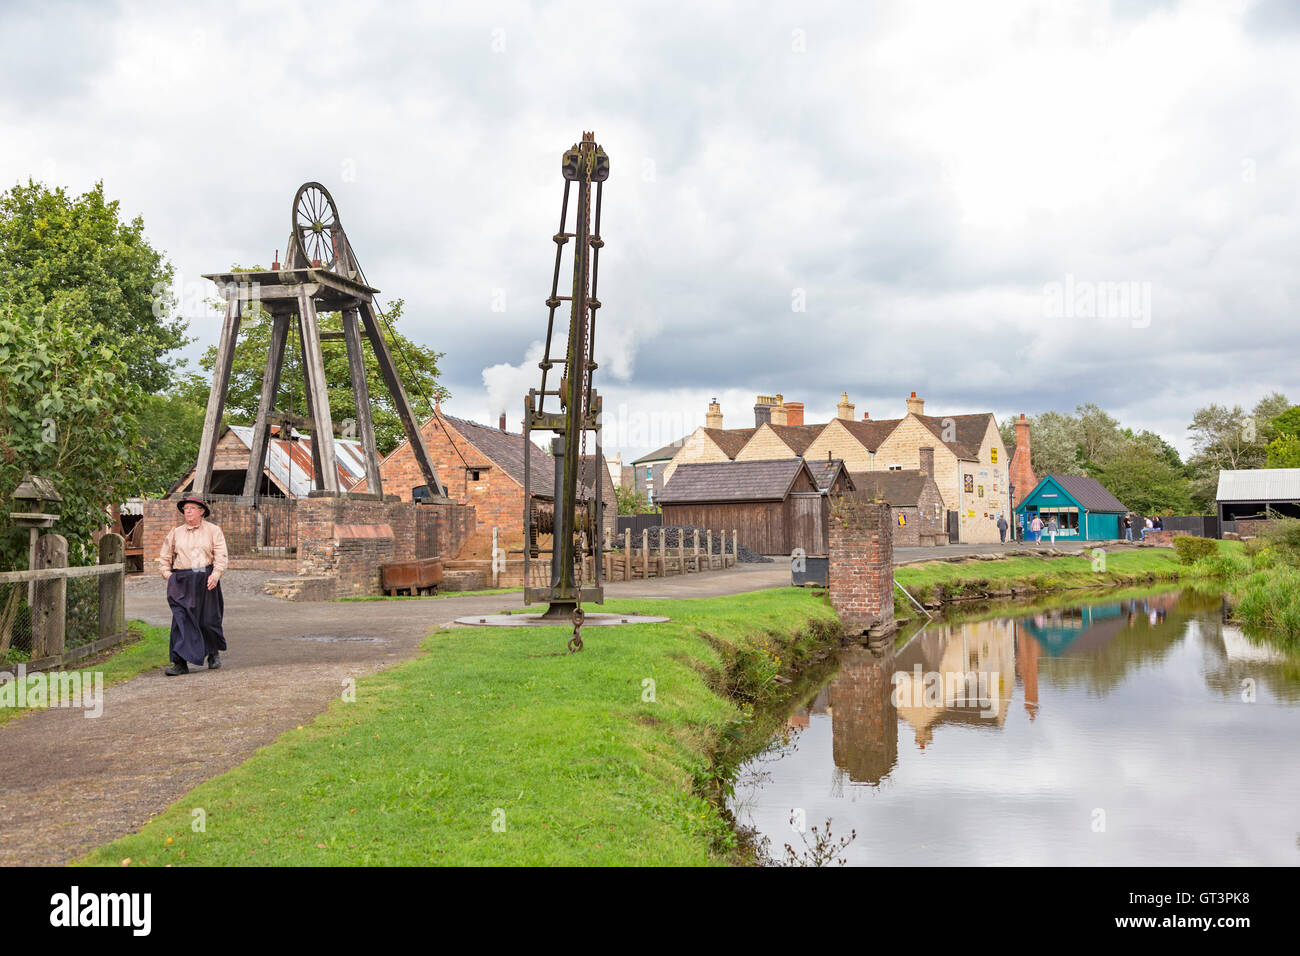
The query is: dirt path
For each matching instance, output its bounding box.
[0,563,787,866]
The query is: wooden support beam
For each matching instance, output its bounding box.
[193,296,242,496]
[342,307,383,496]
[243,311,291,498]
[297,290,340,493]
[357,299,447,498]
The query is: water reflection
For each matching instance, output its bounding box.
[733,589,1300,865]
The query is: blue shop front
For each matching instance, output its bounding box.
[1015,474,1128,541]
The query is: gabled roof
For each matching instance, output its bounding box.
[810,458,853,492]
[1216,468,1300,502]
[835,417,902,452]
[658,458,814,504]
[848,470,933,508]
[1040,474,1128,513]
[915,413,994,460]
[415,413,610,503]
[633,437,687,465]
[702,427,757,459]
[766,423,825,456]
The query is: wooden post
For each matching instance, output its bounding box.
[641,528,649,580]
[342,307,383,496]
[32,533,67,659]
[679,530,686,576]
[98,533,125,642]
[733,528,739,567]
[658,527,666,577]
[706,529,713,569]
[243,310,291,498]
[296,289,340,493]
[693,529,700,572]
[357,299,447,498]
[193,296,242,496]
[624,529,632,581]
[491,527,500,588]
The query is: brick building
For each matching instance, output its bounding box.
[850,455,947,547]
[352,410,615,557]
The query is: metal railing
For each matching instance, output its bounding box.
[203,494,298,558]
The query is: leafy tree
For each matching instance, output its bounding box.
[134,392,207,497]
[1185,395,1289,509]
[1266,406,1300,468]
[1092,440,1194,516]
[1075,403,1121,465]
[178,290,448,456]
[1028,410,1085,477]
[0,180,188,393]
[0,299,137,569]
[615,483,657,515]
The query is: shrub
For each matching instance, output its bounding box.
[1173,536,1217,565]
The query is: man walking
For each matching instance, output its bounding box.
[1029,514,1044,543]
[158,495,228,676]
[997,514,1008,543]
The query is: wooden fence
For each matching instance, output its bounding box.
[0,533,127,672]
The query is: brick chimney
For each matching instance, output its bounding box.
[754,394,778,427]
[770,394,787,426]
[785,401,804,426]
[836,392,855,421]
[705,398,723,429]
[906,391,925,416]
[862,411,869,420]
[1009,413,1036,507]
[499,412,507,432]
[918,446,934,477]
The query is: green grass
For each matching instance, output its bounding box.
[0,621,170,727]
[339,586,524,601]
[78,589,840,867]
[892,545,1229,613]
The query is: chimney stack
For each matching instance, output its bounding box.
[1010,413,1036,507]
[862,411,869,420]
[785,401,804,427]
[836,392,855,421]
[770,394,787,426]
[918,446,934,477]
[499,412,507,432]
[906,391,925,416]
[754,394,778,427]
[705,398,723,429]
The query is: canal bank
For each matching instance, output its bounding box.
[78,589,844,867]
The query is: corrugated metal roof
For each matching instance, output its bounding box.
[229,425,366,498]
[1216,468,1300,502]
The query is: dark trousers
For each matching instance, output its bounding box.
[166,566,226,665]
[999,528,1007,542]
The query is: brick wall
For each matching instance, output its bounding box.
[1144,529,1190,547]
[828,495,895,635]
[890,506,922,547]
[1234,519,1279,539]
[828,645,898,784]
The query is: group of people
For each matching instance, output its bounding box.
[1122,513,1163,541]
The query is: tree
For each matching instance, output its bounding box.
[615,483,656,515]
[134,392,207,497]
[1266,406,1300,468]
[0,299,137,569]
[1092,440,1194,516]
[1185,397,1288,510]
[0,180,188,393]
[1029,410,1085,477]
[1075,403,1121,466]
[178,289,448,456]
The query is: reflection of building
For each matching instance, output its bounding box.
[828,646,898,785]
[892,619,1013,748]
[1014,620,1040,718]
[1019,603,1130,656]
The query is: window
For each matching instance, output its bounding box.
[469,469,481,482]
[888,464,903,471]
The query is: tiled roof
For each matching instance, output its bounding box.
[836,417,901,452]
[1048,474,1128,513]
[633,437,687,464]
[847,469,932,507]
[916,413,993,460]
[767,424,825,456]
[810,458,853,492]
[1216,468,1300,502]
[658,458,812,504]
[702,427,758,459]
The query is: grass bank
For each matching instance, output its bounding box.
[1187,521,1300,639]
[79,589,840,867]
[0,622,169,727]
[892,546,1194,615]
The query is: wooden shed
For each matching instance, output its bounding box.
[658,458,825,556]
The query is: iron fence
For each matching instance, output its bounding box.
[0,580,34,666]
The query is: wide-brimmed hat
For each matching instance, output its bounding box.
[176,495,211,518]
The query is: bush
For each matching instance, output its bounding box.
[1173,536,1217,565]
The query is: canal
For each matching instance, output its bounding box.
[730,588,1300,865]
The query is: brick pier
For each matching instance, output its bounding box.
[828,495,895,636]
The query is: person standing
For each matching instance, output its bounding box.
[1029,514,1044,543]
[158,495,229,676]
[997,514,1009,543]
[1123,514,1133,542]
[1047,516,1058,545]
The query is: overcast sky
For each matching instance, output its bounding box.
[3,0,1296,461]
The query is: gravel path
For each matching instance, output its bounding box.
[0,562,787,866]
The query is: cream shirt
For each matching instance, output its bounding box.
[159,520,229,580]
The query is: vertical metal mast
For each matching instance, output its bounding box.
[523,132,610,622]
